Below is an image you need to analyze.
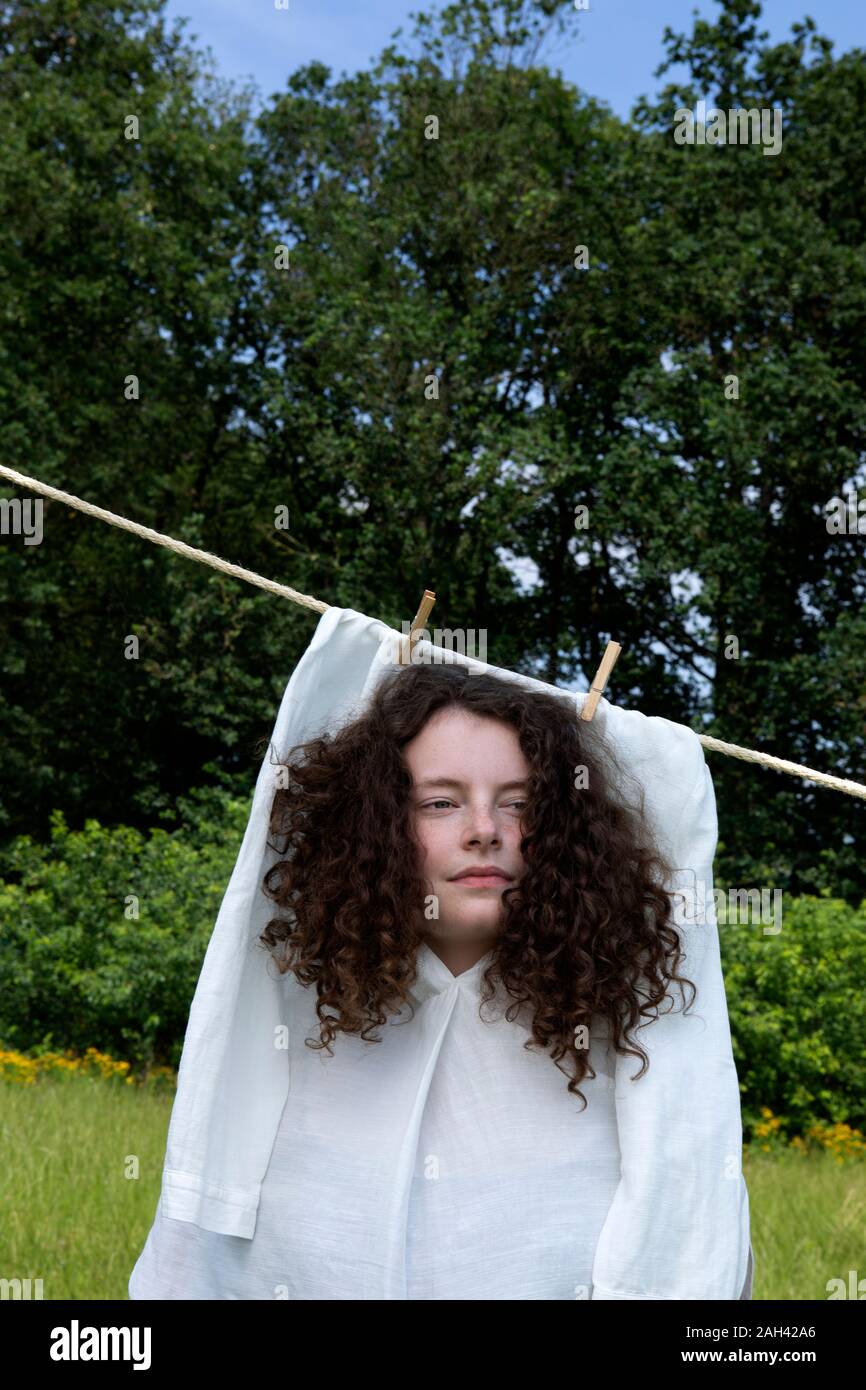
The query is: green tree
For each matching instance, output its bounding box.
[0,0,282,833]
[1,0,864,908]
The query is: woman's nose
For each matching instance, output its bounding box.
[463,809,501,841]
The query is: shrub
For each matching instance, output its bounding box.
[718,889,866,1142]
[0,783,249,1072]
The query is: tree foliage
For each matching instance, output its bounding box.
[1,0,863,900]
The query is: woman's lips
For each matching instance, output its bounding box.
[452,874,511,888]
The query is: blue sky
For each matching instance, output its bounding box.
[162,0,863,120]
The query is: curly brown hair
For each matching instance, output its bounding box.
[259,659,697,1107]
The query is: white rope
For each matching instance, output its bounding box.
[0,464,328,614]
[694,733,866,800]
[2,462,864,800]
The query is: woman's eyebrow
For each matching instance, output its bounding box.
[415,778,529,791]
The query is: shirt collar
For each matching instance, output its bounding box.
[409,940,495,1002]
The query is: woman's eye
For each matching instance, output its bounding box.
[421,799,527,811]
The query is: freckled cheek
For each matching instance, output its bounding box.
[501,818,525,852]
[410,820,447,874]
[414,822,457,878]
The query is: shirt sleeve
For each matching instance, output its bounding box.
[589,725,752,1300]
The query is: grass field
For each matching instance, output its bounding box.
[1,1075,862,1300]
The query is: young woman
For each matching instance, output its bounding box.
[129,610,753,1300]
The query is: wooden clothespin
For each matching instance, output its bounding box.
[399,589,436,665]
[579,640,622,720]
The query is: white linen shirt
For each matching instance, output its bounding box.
[128,606,753,1300]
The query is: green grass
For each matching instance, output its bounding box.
[0,1077,862,1300]
[744,1148,865,1300]
[0,1076,173,1300]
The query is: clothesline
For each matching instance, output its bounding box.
[2,461,864,801]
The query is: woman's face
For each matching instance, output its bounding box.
[403,706,529,967]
